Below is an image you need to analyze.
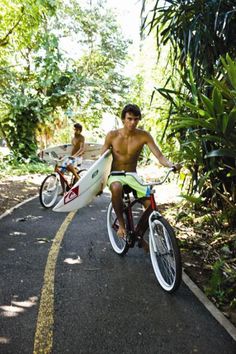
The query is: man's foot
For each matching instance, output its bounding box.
[117,226,127,240]
[140,239,149,253]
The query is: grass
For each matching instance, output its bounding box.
[0,156,51,179]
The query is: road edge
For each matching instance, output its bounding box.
[183,271,236,342]
[0,195,38,220]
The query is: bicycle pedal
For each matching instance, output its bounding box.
[128,239,135,248]
[137,237,143,248]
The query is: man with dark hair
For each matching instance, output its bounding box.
[60,123,85,183]
[120,103,141,120]
[101,104,181,238]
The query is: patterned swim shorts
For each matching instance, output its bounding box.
[60,156,82,173]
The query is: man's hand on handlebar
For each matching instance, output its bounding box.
[171,163,182,172]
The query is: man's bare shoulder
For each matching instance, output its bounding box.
[106,129,121,138]
[80,134,85,141]
[136,128,152,140]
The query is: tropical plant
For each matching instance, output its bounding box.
[141,0,236,226]
[141,0,236,86]
[0,0,130,159]
[162,55,236,226]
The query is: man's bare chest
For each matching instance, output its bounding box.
[112,136,144,155]
[72,137,82,146]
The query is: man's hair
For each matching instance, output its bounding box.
[121,104,141,120]
[74,122,83,131]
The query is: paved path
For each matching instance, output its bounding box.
[0,193,235,354]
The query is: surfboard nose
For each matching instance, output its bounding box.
[52,198,64,212]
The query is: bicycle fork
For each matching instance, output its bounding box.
[123,199,136,247]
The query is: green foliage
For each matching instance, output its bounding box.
[168,56,236,225]
[180,193,204,205]
[142,1,236,227]
[142,0,236,85]
[205,260,225,301]
[0,157,51,178]
[0,0,131,157]
[205,258,236,308]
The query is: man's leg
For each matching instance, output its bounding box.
[67,164,79,183]
[59,173,66,195]
[138,197,151,253]
[110,182,126,237]
[140,197,151,209]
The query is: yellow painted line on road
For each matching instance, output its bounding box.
[33,211,76,354]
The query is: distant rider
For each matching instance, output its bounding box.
[60,122,85,183]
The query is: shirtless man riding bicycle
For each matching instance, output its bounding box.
[101,104,181,238]
[60,122,85,182]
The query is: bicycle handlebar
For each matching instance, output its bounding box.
[110,168,176,187]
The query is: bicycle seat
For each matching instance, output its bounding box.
[122,185,137,198]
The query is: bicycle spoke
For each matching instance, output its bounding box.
[158,254,175,283]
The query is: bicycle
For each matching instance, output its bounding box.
[39,155,87,208]
[107,168,182,293]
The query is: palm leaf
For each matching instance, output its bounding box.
[205,148,236,158]
[213,87,223,115]
[200,94,215,117]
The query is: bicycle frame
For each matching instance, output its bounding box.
[111,168,175,245]
[123,189,157,246]
[54,165,74,191]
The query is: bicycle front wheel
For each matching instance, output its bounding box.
[149,214,182,293]
[107,202,129,256]
[39,173,60,208]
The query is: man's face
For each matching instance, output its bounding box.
[74,127,81,136]
[123,112,140,131]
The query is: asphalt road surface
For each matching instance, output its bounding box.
[0,192,235,354]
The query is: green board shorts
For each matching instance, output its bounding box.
[107,173,150,198]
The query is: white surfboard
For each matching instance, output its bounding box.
[53,149,113,212]
[39,142,102,164]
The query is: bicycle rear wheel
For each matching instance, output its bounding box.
[78,169,87,178]
[39,173,60,208]
[149,213,182,293]
[107,202,129,256]
[70,169,88,188]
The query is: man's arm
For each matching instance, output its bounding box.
[101,132,112,155]
[145,132,179,169]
